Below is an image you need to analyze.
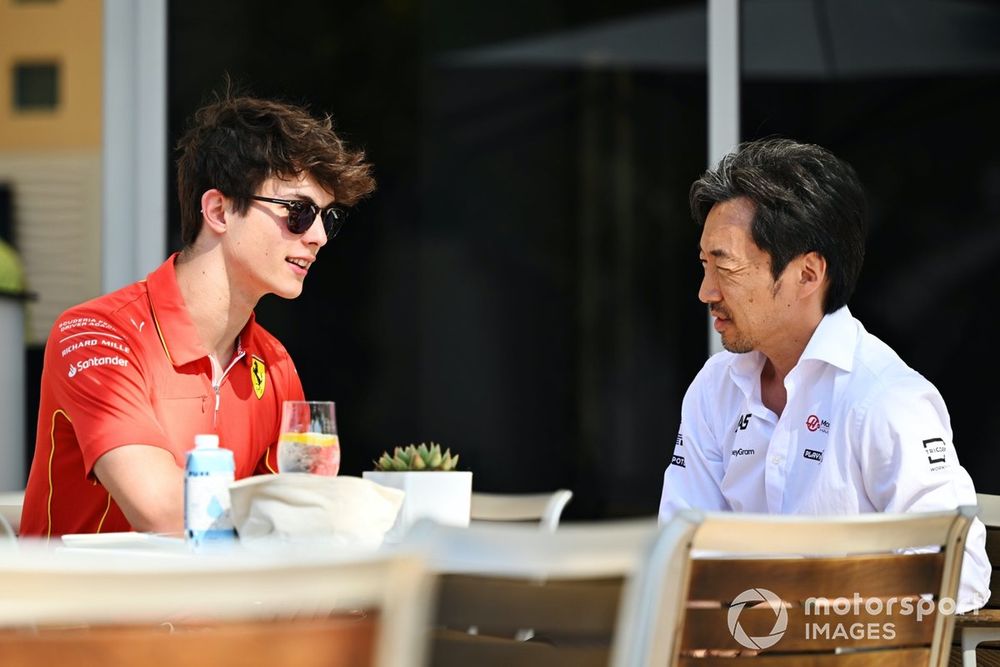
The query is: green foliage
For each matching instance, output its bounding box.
[373,442,460,472]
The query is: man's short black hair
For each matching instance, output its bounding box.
[689,138,868,314]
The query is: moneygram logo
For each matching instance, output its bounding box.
[728,588,788,650]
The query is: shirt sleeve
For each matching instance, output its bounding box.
[45,312,170,476]
[253,352,305,475]
[857,378,991,612]
[659,366,730,521]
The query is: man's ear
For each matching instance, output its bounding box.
[797,251,828,299]
[200,189,229,235]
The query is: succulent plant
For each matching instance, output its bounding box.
[373,442,460,472]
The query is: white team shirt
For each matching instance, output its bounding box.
[659,306,991,612]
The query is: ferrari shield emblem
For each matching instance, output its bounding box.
[250,356,266,399]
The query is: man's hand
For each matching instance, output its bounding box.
[93,445,184,533]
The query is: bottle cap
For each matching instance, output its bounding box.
[194,434,220,449]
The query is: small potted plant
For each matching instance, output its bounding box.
[363,443,471,539]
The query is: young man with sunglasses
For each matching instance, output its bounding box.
[20,95,374,537]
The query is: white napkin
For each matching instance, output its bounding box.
[229,474,404,549]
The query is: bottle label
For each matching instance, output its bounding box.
[185,470,235,543]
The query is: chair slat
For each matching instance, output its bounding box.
[677,646,930,666]
[431,628,607,667]
[956,609,1000,628]
[0,615,379,667]
[681,605,935,651]
[688,553,944,601]
[435,574,623,636]
[691,511,960,555]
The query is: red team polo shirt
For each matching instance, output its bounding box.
[20,254,304,538]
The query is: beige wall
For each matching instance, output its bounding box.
[0,152,102,342]
[0,0,103,150]
[0,0,103,343]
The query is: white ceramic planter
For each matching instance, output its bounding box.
[362,470,472,540]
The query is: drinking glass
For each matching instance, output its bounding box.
[277,400,340,475]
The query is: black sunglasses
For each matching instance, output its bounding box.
[249,195,346,237]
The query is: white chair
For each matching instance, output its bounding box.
[0,490,23,536]
[405,517,658,667]
[957,493,1000,667]
[0,546,433,667]
[0,513,14,543]
[470,489,573,531]
[612,507,974,667]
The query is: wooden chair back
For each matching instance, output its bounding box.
[406,518,660,667]
[613,507,974,667]
[977,493,1000,608]
[953,494,1000,666]
[0,616,380,667]
[0,547,432,667]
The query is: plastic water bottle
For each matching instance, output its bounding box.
[184,433,236,548]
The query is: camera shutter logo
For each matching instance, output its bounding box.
[727,588,788,650]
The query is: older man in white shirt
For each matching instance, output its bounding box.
[659,138,990,612]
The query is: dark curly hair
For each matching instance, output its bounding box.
[176,95,375,246]
[689,138,867,314]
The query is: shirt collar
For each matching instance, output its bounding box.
[798,305,857,373]
[727,305,857,393]
[146,253,255,367]
[728,348,766,399]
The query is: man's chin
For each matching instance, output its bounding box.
[274,284,305,300]
[721,335,753,354]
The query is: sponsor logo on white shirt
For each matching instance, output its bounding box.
[805,414,830,434]
[735,413,751,432]
[803,449,824,462]
[671,455,686,468]
[922,437,947,470]
[732,447,756,457]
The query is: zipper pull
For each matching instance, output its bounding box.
[213,385,221,426]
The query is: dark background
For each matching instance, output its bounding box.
[25,0,999,519]
[165,0,703,520]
